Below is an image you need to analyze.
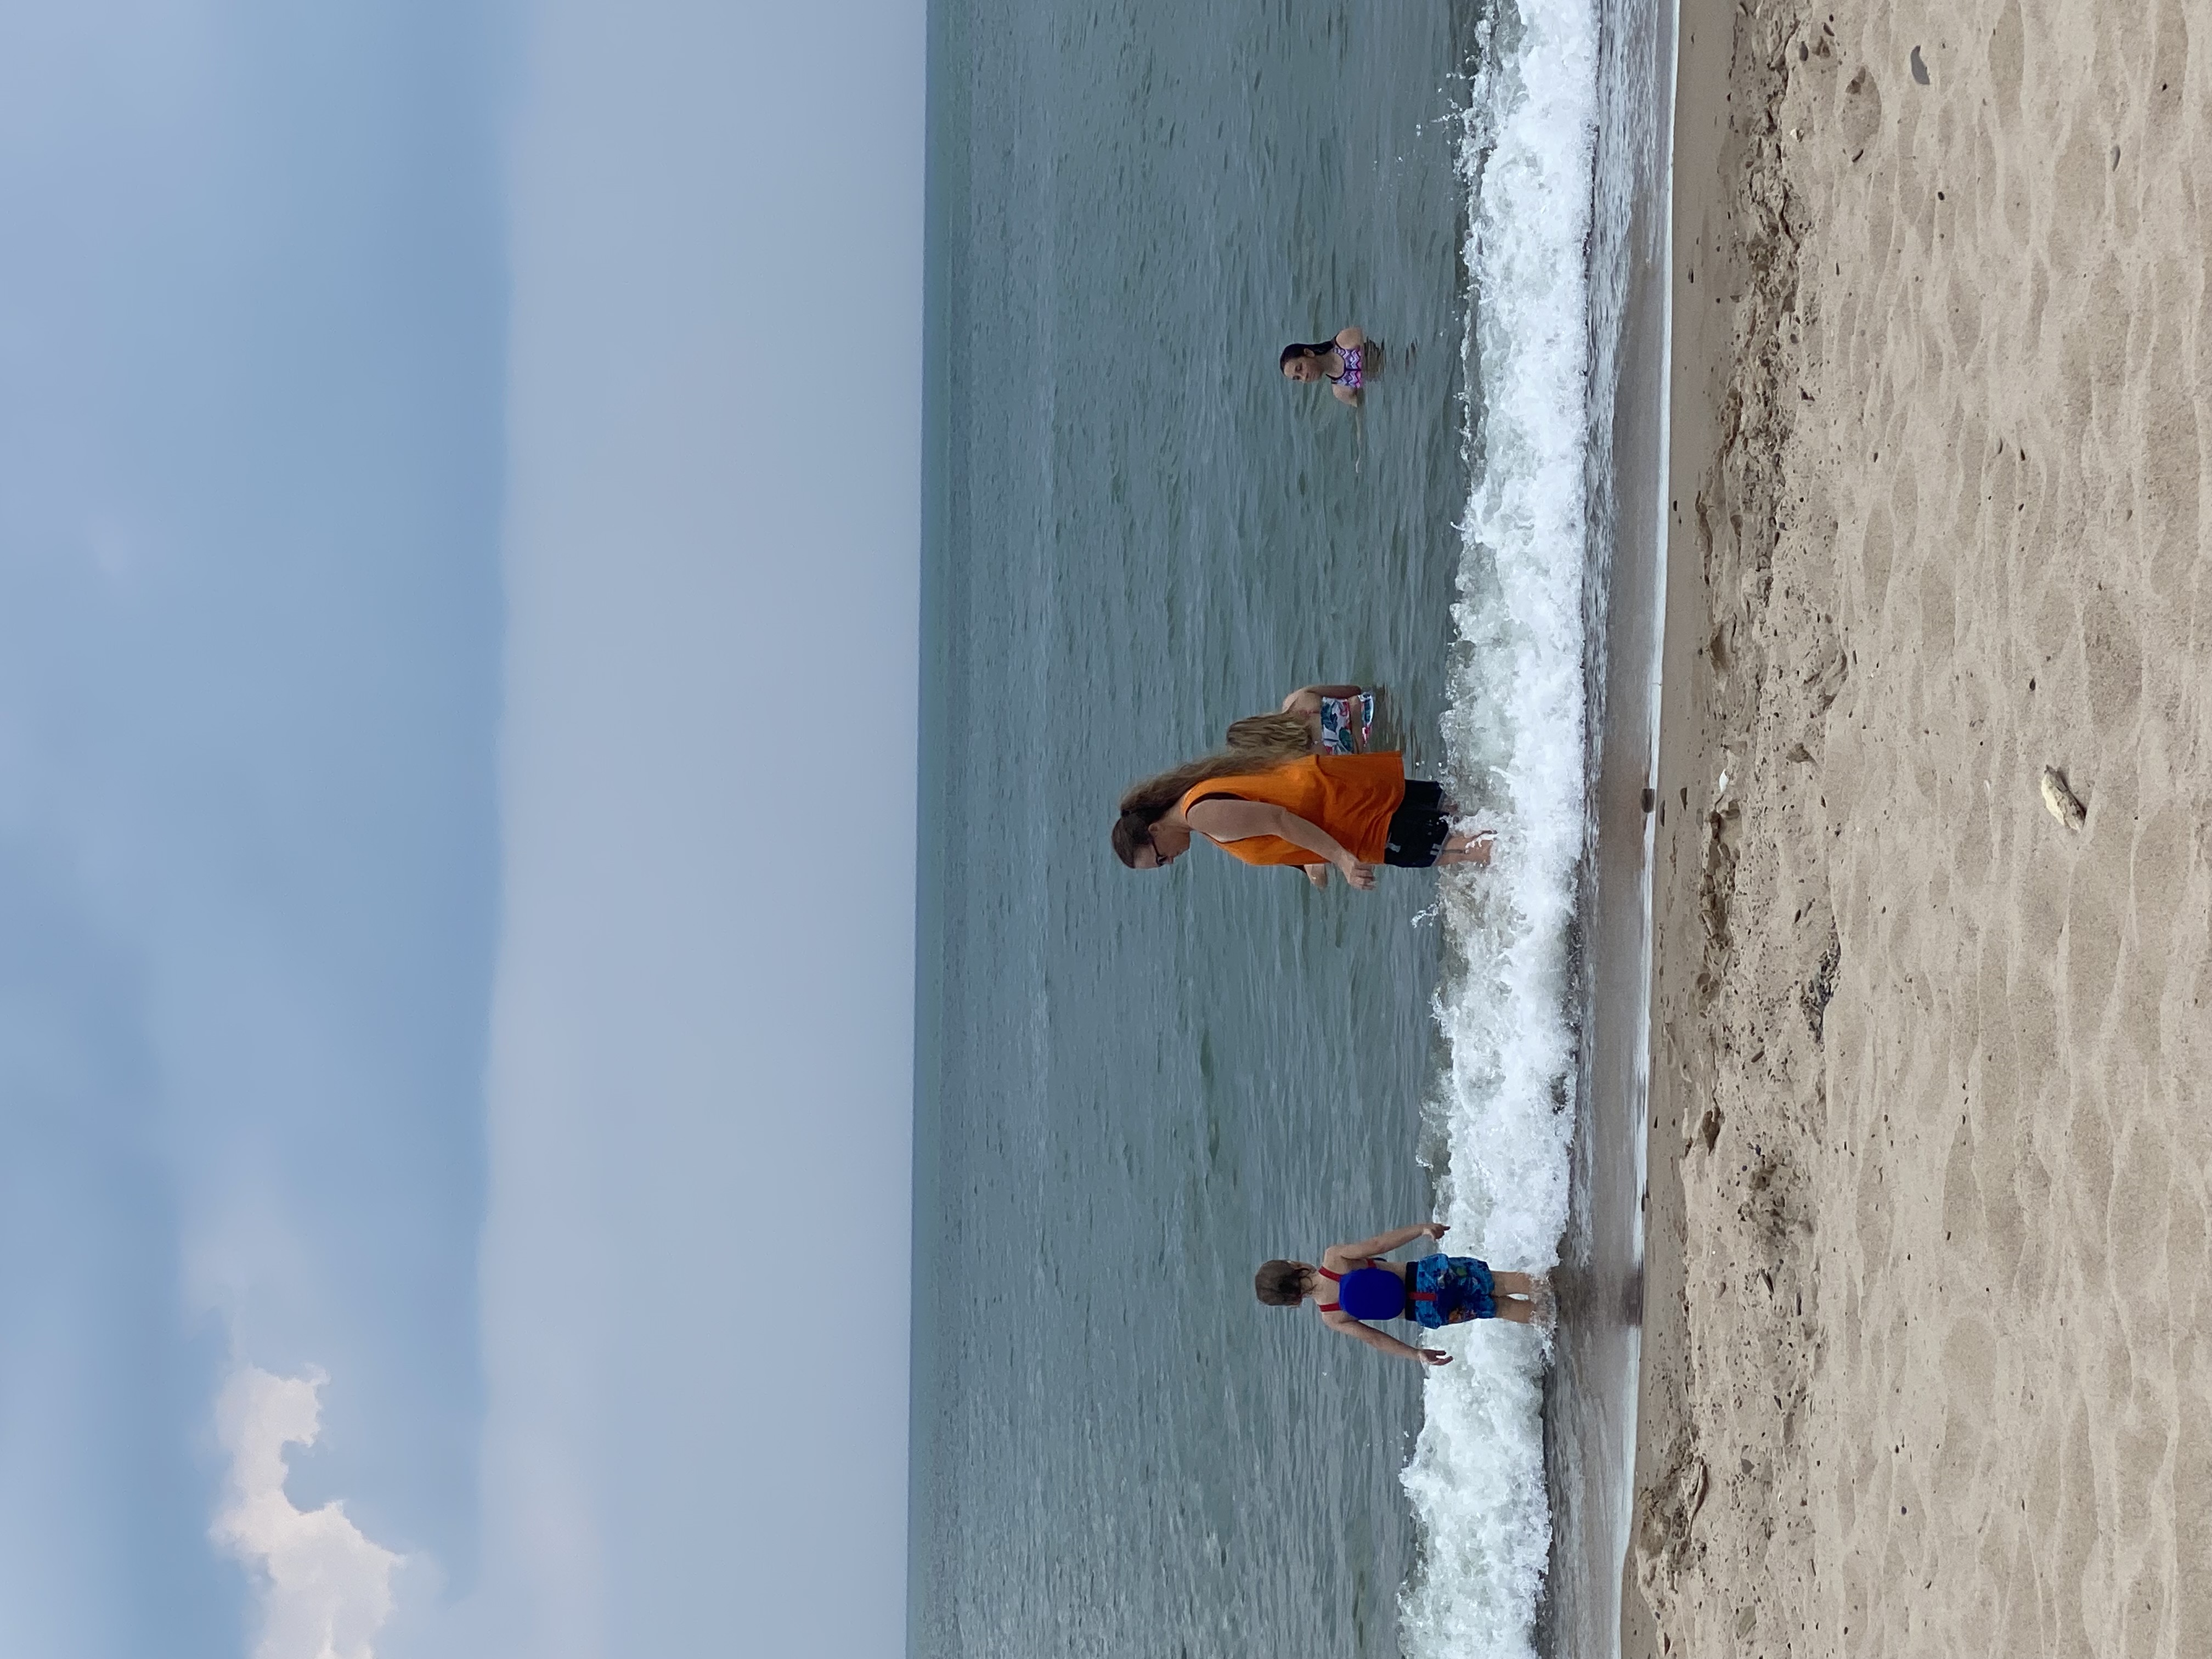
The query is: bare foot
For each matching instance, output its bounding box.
[1435,832,1494,867]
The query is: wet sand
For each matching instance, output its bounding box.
[1629,0,2212,1654]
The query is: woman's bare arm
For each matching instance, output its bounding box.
[1260,805,1368,881]
[1183,799,1370,884]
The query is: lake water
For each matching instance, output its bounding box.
[907,1,1670,1654]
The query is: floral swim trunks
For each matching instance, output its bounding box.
[1408,1254,1498,1327]
[1317,692,1374,755]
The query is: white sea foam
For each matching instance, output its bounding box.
[1404,0,1600,1654]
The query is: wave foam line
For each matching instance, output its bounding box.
[1403,0,1599,1654]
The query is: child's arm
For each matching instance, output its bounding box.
[1330,1222,1448,1262]
[1334,326,1366,348]
[1321,1308,1451,1366]
[1279,684,1364,713]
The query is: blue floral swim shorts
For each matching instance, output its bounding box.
[1408,1254,1498,1327]
[1317,692,1374,755]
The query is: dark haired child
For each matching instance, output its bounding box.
[1254,1222,1548,1367]
[1279,326,1376,405]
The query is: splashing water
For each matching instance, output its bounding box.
[1403,0,1599,1654]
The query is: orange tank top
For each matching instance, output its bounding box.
[1177,752,1408,866]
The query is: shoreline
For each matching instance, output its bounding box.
[1622,0,1739,1649]
[1532,0,1679,1648]
[1628,1,2212,1654]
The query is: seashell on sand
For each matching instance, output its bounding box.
[2039,767,2086,830]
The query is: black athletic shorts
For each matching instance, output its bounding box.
[1383,780,1449,867]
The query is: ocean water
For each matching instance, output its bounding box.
[909,2,1657,1655]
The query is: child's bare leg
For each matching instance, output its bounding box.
[1434,832,1493,867]
[1489,1271,1554,1329]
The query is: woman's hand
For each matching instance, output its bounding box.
[1305,865,1330,889]
[1415,1347,1453,1367]
[1421,1222,1448,1241]
[1337,858,1378,890]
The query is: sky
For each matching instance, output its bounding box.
[0,2,924,1656]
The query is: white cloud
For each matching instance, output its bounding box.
[212,1366,402,1659]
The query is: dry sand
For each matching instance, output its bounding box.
[1627,0,2212,1654]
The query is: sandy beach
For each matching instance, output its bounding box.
[1628,0,2212,1653]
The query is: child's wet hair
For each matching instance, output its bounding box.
[1254,1260,1310,1306]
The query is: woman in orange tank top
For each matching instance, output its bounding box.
[1111,746,1492,888]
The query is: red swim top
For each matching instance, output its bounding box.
[1316,1260,1434,1322]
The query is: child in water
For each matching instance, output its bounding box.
[1274,682,1373,753]
[1225,684,1372,760]
[1254,1222,1549,1367]
[1279,327,1376,405]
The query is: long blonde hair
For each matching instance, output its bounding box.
[1222,711,1319,766]
[1112,746,1302,867]
[1112,710,1325,868]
